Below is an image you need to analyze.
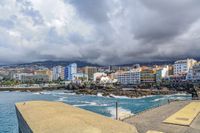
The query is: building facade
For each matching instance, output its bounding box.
[156,66,169,83]
[13,73,49,83]
[34,69,52,81]
[117,69,141,85]
[52,66,64,80]
[83,66,97,81]
[93,72,107,82]
[192,63,200,82]
[21,74,49,83]
[174,59,197,75]
[64,63,77,81]
[72,73,88,83]
[140,67,156,83]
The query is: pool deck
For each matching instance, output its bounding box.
[124,100,200,133]
[15,101,138,133]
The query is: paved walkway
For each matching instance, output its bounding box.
[124,100,200,133]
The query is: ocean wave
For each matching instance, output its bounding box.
[109,94,157,99]
[64,92,76,95]
[38,92,52,95]
[2,91,10,93]
[164,93,189,97]
[32,91,56,95]
[32,91,75,96]
[133,95,155,99]
[107,107,134,119]
[109,94,131,99]
[73,101,109,107]
[33,92,41,95]
[97,93,103,97]
[73,104,90,107]
[169,96,188,100]
[153,95,189,102]
[173,93,189,96]
[57,97,67,102]
[53,92,76,96]
[152,97,165,102]
[85,101,98,106]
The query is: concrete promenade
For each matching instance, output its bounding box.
[124,100,200,133]
[15,101,138,133]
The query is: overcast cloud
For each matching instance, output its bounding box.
[0,0,200,65]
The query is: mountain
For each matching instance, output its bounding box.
[12,60,100,68]
[3,57,200,68]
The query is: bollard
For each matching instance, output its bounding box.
[116,101,118,120]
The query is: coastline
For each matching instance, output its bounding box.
[0,86,186,98]
[0,87,43,92]
[0,88,192,133]
[73,88,179,98]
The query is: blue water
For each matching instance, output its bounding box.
[0,90,191,133]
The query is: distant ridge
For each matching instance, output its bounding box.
[8,60,174,68]
[12,60,100,68]
[2,57,200,68]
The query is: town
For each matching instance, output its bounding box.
[0,58,200,98]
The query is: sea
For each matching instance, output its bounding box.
[0,90,191,133]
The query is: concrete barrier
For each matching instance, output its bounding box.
[16,101,138,133]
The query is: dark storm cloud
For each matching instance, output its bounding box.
[0,0,200,65]
[67,0,109,23]
[131,0,200,43]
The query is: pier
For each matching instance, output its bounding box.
[15,101,138,133]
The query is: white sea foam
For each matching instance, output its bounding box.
[73,104,90,107]
[73,101,109,107]
[153,97,166,102]
[33,92,40,95]
[153,94,188,102]
[109,94,155,99]
[54,92,66,95]
[57,97,67,102]
[164,93,189,97]
[107,107,134,119]
[97,93,103,97]
[2,91,10,93]
[173,93,188,96]
[40,92,52,95]
[65,92,76,95]
[132,95,155,99]
[86,101,98,106]
[53,92,76,95]
[170,97,186,100]
[109,94,130,99]
[33,91,52,95]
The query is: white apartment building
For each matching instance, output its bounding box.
[161,66,169,78]
[156,66,170,82]
[117,69,141,85]
[93,72,107,82]
[13,73,49,82]
[13,73,33,81]
[174,59,197,75]
[186,69,193,81]
[52,66,64,80]
[192,63,200,81]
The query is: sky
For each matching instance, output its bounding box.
[0,0,200,65]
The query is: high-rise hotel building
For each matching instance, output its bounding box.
[174,59,197,75]
[64,63,77,81]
